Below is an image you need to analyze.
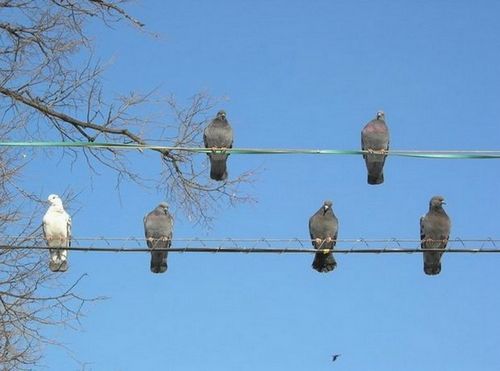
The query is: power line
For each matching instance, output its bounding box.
[1,141,500,159]
[3,237,498,244]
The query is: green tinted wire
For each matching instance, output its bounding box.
[1,141,500,159]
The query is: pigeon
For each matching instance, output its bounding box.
[144,202,173,273]
[361,111,390,185]
[203,110,234,181]
[332,354,341,362]
[42,194,71,272]
[309,200,338,273]
[420,196,451,275]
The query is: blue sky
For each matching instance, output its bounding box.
[28,0,500,370]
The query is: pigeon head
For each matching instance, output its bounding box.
[158,202,169,213]
[47,194,63,207]
[216,110,227,120]
[429,196,446,210]
[376,111,385,120]
[323,200,333,212]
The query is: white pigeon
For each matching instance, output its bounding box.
[42,194,71,272]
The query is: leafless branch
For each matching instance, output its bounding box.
[0,1,255,227]
[0,1,257,367]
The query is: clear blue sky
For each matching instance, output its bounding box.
[29,0,500,370]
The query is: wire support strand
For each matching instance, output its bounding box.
[2,245,500,254]
[3,238,498,253]
[2,237,500,243]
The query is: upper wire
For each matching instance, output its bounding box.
[2,141,500,159]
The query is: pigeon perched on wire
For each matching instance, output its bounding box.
[420,196,451,275]
[309,200,338,273]
[144,202,173,273]
[203,110,234,181]
[361,111,390,185]
[42,194,71,272]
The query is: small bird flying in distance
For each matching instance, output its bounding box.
[332,354,341,362]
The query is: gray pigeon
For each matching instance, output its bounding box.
[203,110,234,181]
[42,194,71,272]
[361,111,390,185]
[309,200,338,273]
[144,202,173,273]
[420,196,451,275]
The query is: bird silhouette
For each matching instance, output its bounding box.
[332,354,341,362]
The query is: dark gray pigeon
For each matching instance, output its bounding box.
[361,111,390,185]
[204,110,234,181]
[309,200,338,273]
[420,196,451,275]
[144,202,173,274]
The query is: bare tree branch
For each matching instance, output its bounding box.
[0,1,256,367]
[0,145,103,368]
[0,1,255,226]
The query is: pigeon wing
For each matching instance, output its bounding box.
[203,126,210,148]
[42,218,48,241]
[144,213,154,250]
[66,214,72,248]
[420,216,426,249]
[361,130,367,160]
[308,213,319,248]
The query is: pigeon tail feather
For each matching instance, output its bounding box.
[49,259,68,272]
[424,262,441,275]
[209,155,228,181]
[312,253,337,273]
[366,161,385,185]
[150,251,168,273]
[368,172,384,185]
[150,260,168,273]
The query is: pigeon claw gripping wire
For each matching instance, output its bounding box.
[365,149,388,155]
[319,238,334,255]
[209,146,229,155]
